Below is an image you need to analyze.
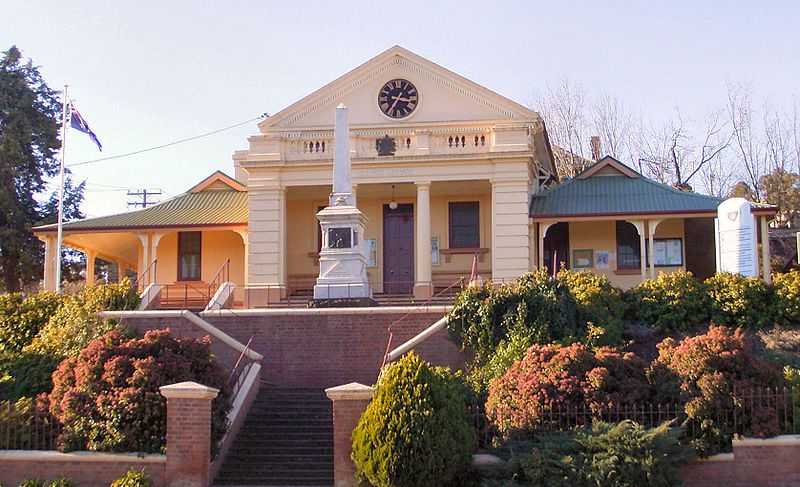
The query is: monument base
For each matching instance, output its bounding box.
[309,297,379,308]
[313,281,372,300]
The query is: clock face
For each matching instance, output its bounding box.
[378,79,418,119]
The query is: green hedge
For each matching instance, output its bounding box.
[706,272,776,330]
[625,270,710,332]
[352,353,475,487]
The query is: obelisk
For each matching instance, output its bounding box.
[313,104,373,305]
[330,104,355,207]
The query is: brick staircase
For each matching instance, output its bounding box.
[214,386,334,486]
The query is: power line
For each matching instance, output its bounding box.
[67,112,269,168]
[127,188,162,208]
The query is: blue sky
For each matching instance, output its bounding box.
[2,0,798,217]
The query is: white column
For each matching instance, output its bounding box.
[85,249,96,286]
[136,234,150,283]
[647,220,664,279]
[414,182,432,299]
[245,184,287,305]
[761,215,771,283]
[626,220,647,282]
[234,229,249,286]
[491,179,532,282]
[150,233,165,283]
[116,261,126,283]
[41,236,56,291]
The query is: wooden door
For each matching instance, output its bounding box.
[383,204,414,294]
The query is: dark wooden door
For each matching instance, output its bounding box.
[383,204,414,294]
[543,222,569,275]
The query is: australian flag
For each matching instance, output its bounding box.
[69,100,102,151]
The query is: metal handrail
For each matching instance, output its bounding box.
[208,258,231,302]
[380,278,464,368]
[132,259,157,292]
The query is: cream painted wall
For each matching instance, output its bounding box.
[285,187,493,293]
[567,218,686,290]
[154,229,246,300]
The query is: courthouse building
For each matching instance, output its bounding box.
[33,46,776,307]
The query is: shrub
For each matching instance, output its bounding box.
[49,329,231,454]
[109,469,152,487]
[0,291,61,353]
[0,394,59,450]
[18,479,45,487]
[0,350,61,401]
[446,270,580,365]
[624,270,709,331]
[25,280,139,359]
[774,270,800,327]
[557,269,626,346]
[705,272,776,330]
[44,476,79,487]
[486,420,694,487]
[486,342,649,435]
[351,353,475,487]
[649,325,785,455]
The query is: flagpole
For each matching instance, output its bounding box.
[55,84,68,294]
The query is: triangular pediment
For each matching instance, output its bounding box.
[260,46,538,131]
[189,171,246,193]
[576,156,640,180]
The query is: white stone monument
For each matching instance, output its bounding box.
[715,197,758,277]
[313,104,373,305]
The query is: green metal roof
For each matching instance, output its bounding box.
[35,189,248,232]
[529,158,767,219]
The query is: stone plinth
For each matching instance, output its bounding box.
[325,383,375,487]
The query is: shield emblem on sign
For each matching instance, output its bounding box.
[727,211,738,222]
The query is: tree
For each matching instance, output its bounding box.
[0,45,84,291]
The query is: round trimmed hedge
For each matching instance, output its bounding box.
[351,353,475,487]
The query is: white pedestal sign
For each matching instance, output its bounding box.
[715,198,758,277]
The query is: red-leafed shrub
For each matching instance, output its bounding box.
[648,325,785,456]
[486,343,649,434]
[49,329,231,454]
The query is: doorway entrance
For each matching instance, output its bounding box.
[543,222,569,275]
[383,204,414,294]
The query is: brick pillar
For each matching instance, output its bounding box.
[325,382,375,487]
[160,381,219,487]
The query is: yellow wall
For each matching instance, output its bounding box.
[154,229,246,300]
[285,188,492,293]
[566,218,685,290]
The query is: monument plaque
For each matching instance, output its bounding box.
[715,198,758,277]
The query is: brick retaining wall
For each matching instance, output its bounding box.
[120,308,465,388]
[680,436,800,486]
[0,451,166,486]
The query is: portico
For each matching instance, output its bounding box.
[235,46,555,306]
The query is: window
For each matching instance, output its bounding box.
[178,231,202,281]
[449,202,480,248]
[615,221,640,269]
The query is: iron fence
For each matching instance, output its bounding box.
[0,400,62,450]
[469,386,800,450]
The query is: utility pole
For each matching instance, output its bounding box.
[127,188,162,209]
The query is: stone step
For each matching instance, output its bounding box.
[214,387,333,486]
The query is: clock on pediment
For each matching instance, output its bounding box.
[378,79,418,119]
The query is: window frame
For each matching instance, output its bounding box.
[615,221,641,270]
[177,231,202,281]
[448,201,480,249]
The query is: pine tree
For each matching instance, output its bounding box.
[0,45,84,291]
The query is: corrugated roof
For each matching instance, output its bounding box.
[35,189,248,232]
[530,157,776,218]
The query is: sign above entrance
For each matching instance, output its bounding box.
[357,167,413,179]
[715,198,758,277]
